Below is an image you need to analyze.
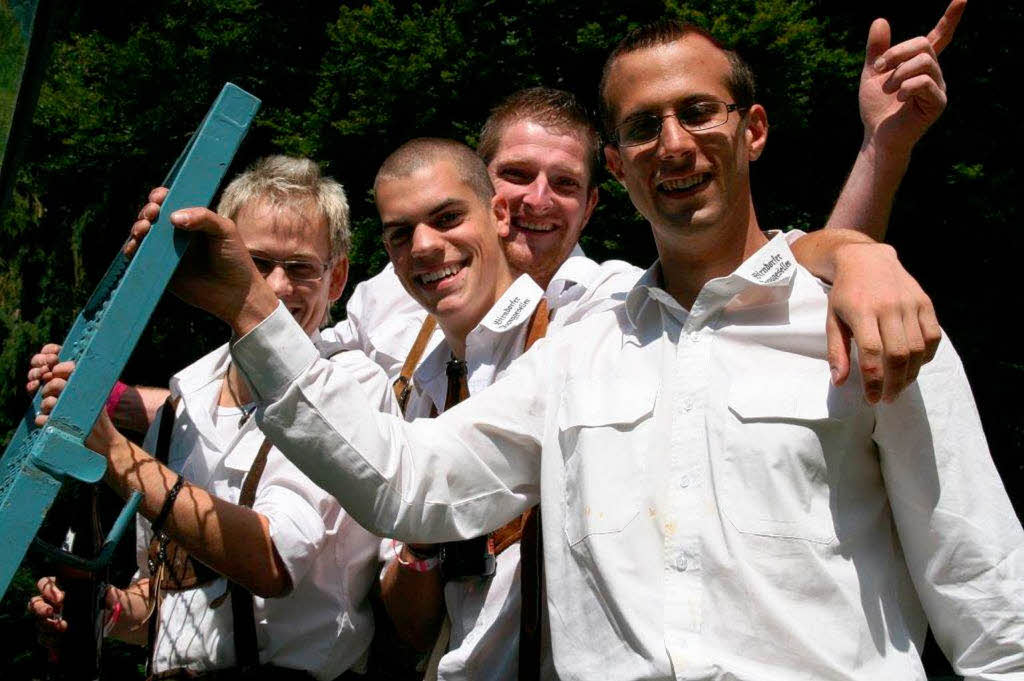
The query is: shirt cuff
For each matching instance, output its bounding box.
[231,301,320,401]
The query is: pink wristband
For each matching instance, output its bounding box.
[105,381,130,417]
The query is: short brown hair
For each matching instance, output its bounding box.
[478,87,602,189]
[598,19,756,138]
[374,137,495,206]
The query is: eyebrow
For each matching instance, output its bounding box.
[381,197,469,231]
[495,156,585,179]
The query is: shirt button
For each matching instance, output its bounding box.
[679,475,691,489]
[674,553,688,571]
[682,398,693,411]
[689,332,701,343]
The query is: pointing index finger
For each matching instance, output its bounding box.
[927,0,967,55]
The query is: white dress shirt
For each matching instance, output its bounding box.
[136,338,396,679]
[327,247,641,379]
[233,233,1023,680]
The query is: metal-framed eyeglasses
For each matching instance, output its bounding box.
[250,254,330,283]
[612,100,748,147]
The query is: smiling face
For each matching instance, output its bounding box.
[603,34,766,245]
[487,118,598,290]
[377,160,514,341]
[234,198,347,337]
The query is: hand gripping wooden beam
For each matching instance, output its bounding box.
[0,83,260,599]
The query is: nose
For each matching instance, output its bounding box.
[410,223,444,261]
[264,264,294,297]
[656,114,697,159]
[522,174,554,213]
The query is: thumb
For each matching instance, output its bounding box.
[826,303,852,386]
[169,207,233,237]
[866,18,891,71]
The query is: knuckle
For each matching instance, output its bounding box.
[859,342,884,359]
[886,351,910,369]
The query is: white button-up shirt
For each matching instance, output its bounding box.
[136,339,396,679]
[327,246,641,379]
[233,234,1023,681]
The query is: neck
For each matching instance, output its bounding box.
[438,263,517,361]
[219,363,255,407]
[656,195,766,309]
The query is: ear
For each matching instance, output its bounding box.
[745,104,768,162]
[327,255,349,302]
[492,193,511,239]
[604,143,626,184]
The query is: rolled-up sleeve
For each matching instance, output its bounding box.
[252,460,330,588]
[874,334,1024,679]
[231,303,544,544]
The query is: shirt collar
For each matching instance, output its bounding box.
[413,273,544,407]
[625,231,798,331]
[546,247,597,298]
[170,343,231,398]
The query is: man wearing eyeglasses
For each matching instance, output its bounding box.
[28,156,396,680]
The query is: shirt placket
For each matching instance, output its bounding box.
[662,301,714,674]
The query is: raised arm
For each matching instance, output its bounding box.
[826,0,965,240]
[230,303,542,542]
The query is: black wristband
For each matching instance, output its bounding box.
[150,474,184,537]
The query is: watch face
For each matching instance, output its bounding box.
[440,535,496,581]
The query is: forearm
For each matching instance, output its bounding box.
[380,544,445,651]
[825,139,911,241]
[789,227,876,284]
[105,579,152,645]
[103,436,290,597]
[110,385,169,434]
[233,304,540,542]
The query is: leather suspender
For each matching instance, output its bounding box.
[392,315,438,411]
[230,437,273,670]
[516,298,547,681]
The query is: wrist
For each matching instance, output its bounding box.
[231,280,279,338]
[392,540,440,573]
[859,133,913,175]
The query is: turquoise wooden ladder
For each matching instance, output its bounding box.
[0,82,260,599]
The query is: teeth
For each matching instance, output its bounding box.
[660,175,707,192]
[517,221,557,233]
[420,264,462,284]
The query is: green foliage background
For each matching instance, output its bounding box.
[0,1,1018,678]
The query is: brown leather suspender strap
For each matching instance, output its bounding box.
[230,436,273,670]
[393,315,438,412]
[146,396,182,676]
[517,297,548,681]
[523,298,549,352]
